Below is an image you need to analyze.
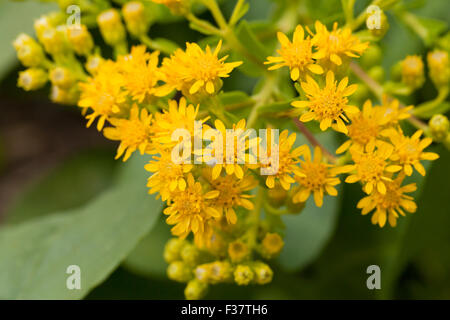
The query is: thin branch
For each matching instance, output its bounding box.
[293,118,337,164]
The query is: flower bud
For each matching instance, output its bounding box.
[40,26,70,56]
[17,68,48,91]
[184,279,208,300]
[167,261,192,282]
[368,65,385,83]
[122,1,150,37]
[209,261,233,284]
[50,85,79,105]
[429,114,449,142]
[234,265,254,286]
[401,55,425,89]
[164,237,187,263]
[85,55,104,75]
[427,50,449,88]
[152,0,189,15]
[50,67,75,89]
[180,243,201,266]
[195,264,212,283]
[13,34,46,68]
[228,240,250,263]
[252,262,273,285]
[368,11,389,38]
[67,24,94,56]
[360,45,382,69]
[260,232,284,258]
[97,9,126,46]
[267,183,287,208]
[34,13,64,42]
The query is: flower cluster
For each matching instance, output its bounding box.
[13,0,446,299]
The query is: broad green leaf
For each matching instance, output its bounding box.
[123,215,171,279]
[278,131,342,271]
[0,155,162,299]
[5,150,116,225]
[0,1,57,79]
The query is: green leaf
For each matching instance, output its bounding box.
[233,20,275,77]
[122,216,171,279]
[0,155,162,299]
[414,102,450,119]
[5,150,116,225]
[278,131,342,271]
[0,1,57,79]
[258,100,293,115]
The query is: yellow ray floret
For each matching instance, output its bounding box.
[382,128,439,176]
[293,146,342,207]
[103,104,153,161]
[310,21,369,66]
[357,174,417,227]
[157,40,242,96]
[292,71,359,133]
[265,25,323,81]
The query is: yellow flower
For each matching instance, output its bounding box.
[342,143,401,194]
[78,60,127,131]
[158,41,242,97]
[261,233,284,257]
[357,174,417,227]
[164,174,221,243]
[203,119,257,180]
[204,168,257,224]
[117,45,161,103]
[153,97,209,150]
[146,151,193,201]
[103,104,153,161]
[336,100,389,154]
[292,71,359,133]
[427,50,449,87]
[228,240,250,263]
[262,130,307,190]
[265,25,323,81]
[293,146,341,207]
[311,21,369,66]
[383,128,439,176]
[401,55,425,89]
[379,95,412,124]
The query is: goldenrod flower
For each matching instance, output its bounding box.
[262,130,306,190]
[78,60,127,130]
[379,95,412,124]
[357,174,417,227]
[203,119,257,180]
[293,146,341,207]
[146,151,193,201]
[261,233,284,258]
[158,41,242,97]
[336,100,388,154]
[342,144,401,194]
[66,24,93,56]
[311,21,369,66]
[103,104,153,161]
[164,174,221,242]
[17,68,48,91]
[383,128,439,176]
[427,50,449,88]
[117,45,161,103]
[204,168,257,224]
[265,25,323,81]
[292,71,359,133]
[401,55,425,89]
[234,265,254,286]
[228,240,250,263]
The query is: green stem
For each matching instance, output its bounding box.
[413,87,450,117]
[247,74,277,128]
[185,13,222,35]
[140,35,174,55]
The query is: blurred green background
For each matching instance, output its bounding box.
[0,0,449,299]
